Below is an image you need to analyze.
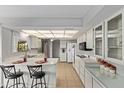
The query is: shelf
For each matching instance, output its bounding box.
[95,31,102,34]
[108,46,122,49]
[95,35,102,38]
[108,34,122,38]
[108,29,122,34]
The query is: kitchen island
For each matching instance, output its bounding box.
[0,57,59,88]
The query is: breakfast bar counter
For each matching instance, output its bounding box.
[0,57,59,88]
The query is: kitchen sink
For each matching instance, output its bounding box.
[77,55,87,58]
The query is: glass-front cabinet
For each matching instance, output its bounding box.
[94,23,104,57]
[105,11,123,63]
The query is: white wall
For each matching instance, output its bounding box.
[12,31,20,53]
[0,25,3,87]
[0,25,2,62]
[2,27,13,60]
[52,40,60,58]
[49,41,52,58]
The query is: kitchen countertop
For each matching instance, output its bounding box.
[2,55,58,66]
[85,64,124,88]
[76,55,97,64]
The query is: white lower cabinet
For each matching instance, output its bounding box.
[92,79,103,88]
[73,56,104,88]
[85,69,92,88]
[84,69,104,88]
[75,56,80,76]
[79,64,85,84]
[80,71,85,84]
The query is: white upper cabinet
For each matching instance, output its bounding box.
[87,29,94,49]
[105,10,124,64]
[94,23,104,58]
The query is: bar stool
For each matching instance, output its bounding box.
[27,65,47,88]
[0,65,26,88]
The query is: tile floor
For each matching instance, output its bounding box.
[56,62,84,88]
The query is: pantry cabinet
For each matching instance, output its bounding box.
[79,62,85,84]
[94,23,104,58]
[105,10,124,64]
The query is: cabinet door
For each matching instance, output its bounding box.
[94,23,104,57]
[105,12,123,63]
[87,29,94,49]
[85,70,92,88]
[80,65,85,84]
[93,79,102,88]
[74,56,80,76]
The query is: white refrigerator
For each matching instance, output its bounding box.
[67,43,75,63]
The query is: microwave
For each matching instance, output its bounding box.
[79,42,86,50]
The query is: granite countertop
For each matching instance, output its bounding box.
[2,57,58,66]
[76,55,97,64]
[85,64,124,88]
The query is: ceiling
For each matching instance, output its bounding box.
[0,5,91,18]
[0,5,105,39]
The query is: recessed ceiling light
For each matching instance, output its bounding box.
[65,30,79,34]
[21,29,78,39]
[38,30,51,34]
[43,34,54,38]
[51,30,64,34]
[54,34,64,37]
[64,35,73,38]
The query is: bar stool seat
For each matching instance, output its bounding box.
[7,71,23,79]
[32,71,45,79]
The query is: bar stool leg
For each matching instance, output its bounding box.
[16,78,18,88]
[43,77,47,88]
[18,77,20,84]
[40,78,43,88]
[6,79,10,88]
[21,76,26,88]
[13,79,15,88]
[31,78,34,88]
[35,79,37,88]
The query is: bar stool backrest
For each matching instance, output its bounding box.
[0,65,16,78]
[27,65,43,78]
